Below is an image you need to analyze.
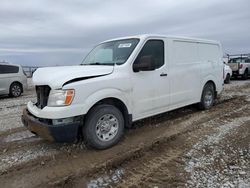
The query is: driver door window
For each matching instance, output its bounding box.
[134,40,164,70]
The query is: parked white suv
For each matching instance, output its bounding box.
[228,57,250,79]
[224,62,232,84]
[0,63,28,97]
[22,34,224,149]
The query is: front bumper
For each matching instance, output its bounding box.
[22,108,81,142]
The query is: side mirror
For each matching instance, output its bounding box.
[133,55,156,72]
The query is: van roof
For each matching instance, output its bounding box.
[102,34,220,45]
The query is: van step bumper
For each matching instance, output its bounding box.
[22,108,81,142]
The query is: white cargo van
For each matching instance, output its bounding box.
[22,34,224,149]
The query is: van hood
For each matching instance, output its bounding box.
[32,65,114,89]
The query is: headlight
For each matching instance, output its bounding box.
[47,89,75,107]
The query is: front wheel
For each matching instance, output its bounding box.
[198,83,215,110]
[83,104,124,149]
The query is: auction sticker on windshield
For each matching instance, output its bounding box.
[118,43,132,48]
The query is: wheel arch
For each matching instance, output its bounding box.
[10,81,23,93]
[81,89,133,128]
[203,80,216,98]
[88,97,132,128]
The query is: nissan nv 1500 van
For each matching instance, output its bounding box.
[22,34,224,149]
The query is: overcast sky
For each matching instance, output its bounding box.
[0,0,250,66]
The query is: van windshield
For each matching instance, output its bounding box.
[81,38,139,66]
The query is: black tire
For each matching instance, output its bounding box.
[198,82,215,110]
[83,104,124,149]
[224,73,231,84]
[242,69,248,80]
[9,82,22,97]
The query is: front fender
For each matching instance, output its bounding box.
[81,88,132,115]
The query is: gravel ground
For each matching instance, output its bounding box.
[185,117,250,187]
[0,79,250,188]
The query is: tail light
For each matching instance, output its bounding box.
[239,64,243,69]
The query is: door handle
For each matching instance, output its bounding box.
[160,73,168,77]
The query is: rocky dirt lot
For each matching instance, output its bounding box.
[0,80,250,188]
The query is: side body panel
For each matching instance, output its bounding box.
[168,39,201,107]
[132,38,223,121]
[198,42,223,95]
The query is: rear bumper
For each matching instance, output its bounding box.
[22,108,81,142]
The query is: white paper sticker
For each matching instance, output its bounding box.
[118,43,132,48]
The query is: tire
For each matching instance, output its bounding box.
[9,82,22,97]
[242,69,248,80]
[224,73,231,84]
[83,104,124,149]
[198,82,215,110]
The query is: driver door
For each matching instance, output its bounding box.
[131,39,170,120]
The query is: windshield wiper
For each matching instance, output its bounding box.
[89,62,101,65]
[82,62,115,66]
[80,62,101,66]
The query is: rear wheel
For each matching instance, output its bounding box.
[9,83,22,97]
[242,69,248,80]
[198,82,215,110]
[83,104,124,149]
[224,73,231,84]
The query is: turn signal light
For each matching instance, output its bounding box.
[65,90,75,105]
